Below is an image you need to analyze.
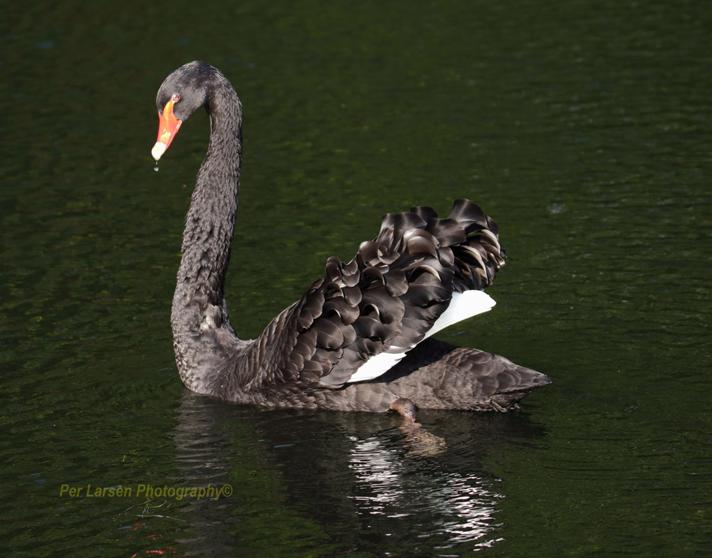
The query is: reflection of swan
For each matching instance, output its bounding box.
[151,61,550,419]
[169,394,243,556]
[347,434,502,548]
[435,474,503,548]
[349,438,405,511]
[169,393,334,556]
[166,394,544,554]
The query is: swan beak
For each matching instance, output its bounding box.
[151,97,183,161]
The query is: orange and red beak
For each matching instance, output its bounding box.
[151,95,182,161]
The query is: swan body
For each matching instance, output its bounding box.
[152,61,550,417]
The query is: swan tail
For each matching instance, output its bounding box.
[376,339,551,411]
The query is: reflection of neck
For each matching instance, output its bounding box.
[173,392,236,554]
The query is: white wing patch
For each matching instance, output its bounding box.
[422,290,496,340]
[346,290,496,383]
[346,349,409,383]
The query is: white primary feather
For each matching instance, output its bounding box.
[346,290,496,383]
[422,290,496,340]
[347,349,409,383]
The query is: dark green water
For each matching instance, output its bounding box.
[2,1,710,556]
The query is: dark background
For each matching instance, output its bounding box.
[1,1,710,556]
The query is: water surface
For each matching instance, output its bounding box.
[1,1,710,556]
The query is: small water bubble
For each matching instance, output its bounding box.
[154,163,159,172]
[547,202,565,215]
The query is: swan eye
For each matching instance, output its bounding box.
[171,94,181,103]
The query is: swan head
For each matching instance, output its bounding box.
[152,61,215,161]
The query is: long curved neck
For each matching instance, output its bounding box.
[171,78,244,388]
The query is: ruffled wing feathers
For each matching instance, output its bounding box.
[256,198,505,389]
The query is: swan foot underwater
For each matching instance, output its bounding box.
[151,61,550,422]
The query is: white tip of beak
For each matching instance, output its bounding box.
[151,142,168,161]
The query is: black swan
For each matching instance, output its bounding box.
[151,61,550,421]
